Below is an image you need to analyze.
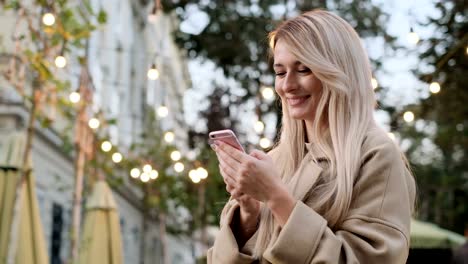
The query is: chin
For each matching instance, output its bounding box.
[289,109,316,122]
[289,112,307,120]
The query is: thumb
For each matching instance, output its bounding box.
[250,149,267,160]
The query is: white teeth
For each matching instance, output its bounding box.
[287,96,308,106]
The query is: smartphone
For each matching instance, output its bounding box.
[208,129,245,152]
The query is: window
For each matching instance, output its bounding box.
[50,203,63,264]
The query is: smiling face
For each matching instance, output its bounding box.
[273,39,323,123]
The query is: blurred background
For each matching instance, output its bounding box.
[0,0,466,263]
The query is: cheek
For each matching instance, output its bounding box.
[274,85,283,97]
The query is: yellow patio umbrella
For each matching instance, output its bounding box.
[410,218,466,248]
[0,131,49,264]
[78,180,123,264]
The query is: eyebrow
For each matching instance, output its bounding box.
[273,61,302,68]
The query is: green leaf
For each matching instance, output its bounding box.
[81,0,95,15]
[35,60,53,80]
[97,9,107,24]
[106,118,117,125]
[4,1,20,10]
[39,117,52,128]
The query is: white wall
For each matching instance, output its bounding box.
[0,0,195,262]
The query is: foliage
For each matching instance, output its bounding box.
[160,0,400,230]
[122,106,229,235]
[163,0,397,130]
[1,0,105,127]
[396,0,467,233]
[0,1,107,262]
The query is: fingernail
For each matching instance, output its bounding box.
[210,144,217,151]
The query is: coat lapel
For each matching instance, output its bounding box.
[288,142,327,202]
[264,147,326,262]
[289,154,323,202]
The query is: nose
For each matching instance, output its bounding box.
[281,73,299,93]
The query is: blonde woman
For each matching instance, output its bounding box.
[208,10,416,264]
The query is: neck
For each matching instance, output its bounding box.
[303,120,317,143]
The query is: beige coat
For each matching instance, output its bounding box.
[207,128,416,264]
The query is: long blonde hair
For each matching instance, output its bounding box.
[254,10,376,258]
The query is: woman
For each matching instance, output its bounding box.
[208,10,416,263]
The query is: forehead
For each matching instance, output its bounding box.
[273,39,299,66]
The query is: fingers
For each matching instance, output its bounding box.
[219,165,244,200]
[219,165,236,188]
[217,142,249,164]
[215,142,258,199]
[217,151,238,178]
[249,149,266,160]
[217,143,257,180]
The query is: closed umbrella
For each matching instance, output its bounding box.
[0,131,49,264]
[78,180,123,264]
[411,218,466,248]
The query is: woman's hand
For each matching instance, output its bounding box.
[216,141,282,202]
[217,149,260,232]
[216,146,260,243]
[215,141,296,227]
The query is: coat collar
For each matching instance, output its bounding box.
[265,150,326,260]
[287,144,327,202]
[304,142,328,161]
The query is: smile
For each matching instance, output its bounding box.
[287,96,311,106]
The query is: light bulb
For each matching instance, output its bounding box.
[150,170,159,180]
[197,167,208,179]
[174,162,184,173]
[55,55,67,68]
[130,168,140,178]
[101,141,112,152]
[261,86,275,100]
[254,121,265,133]
[388,132,396,141]
[191,176,201,183]
[371,78,378,89]
[147,64,159,80]
[69,92,80,103]
[170,150,181,161]
[157,106,168,118]
[408,28,420,45]
[164,131,174,143]
[42,13,55,26]
[112,152,122,163]
[259,137,271,149]
[429,82,440,94]
[88,118,100,129]
[403,111,414,123]
[143,164,152,173]
[140,172,150,182]
[189,169,198,178]
[189,169,200,183]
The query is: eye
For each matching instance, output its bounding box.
[275,72,286,77]
[298,68,311,74]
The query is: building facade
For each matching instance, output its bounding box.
[0,0,194,263]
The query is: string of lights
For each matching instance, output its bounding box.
[36,6,210,184]
[40,4,467,182]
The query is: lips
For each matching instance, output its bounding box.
[287,95,311,106]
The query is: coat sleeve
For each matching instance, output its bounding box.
[263,140,416,264]
[207,199,258,264]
